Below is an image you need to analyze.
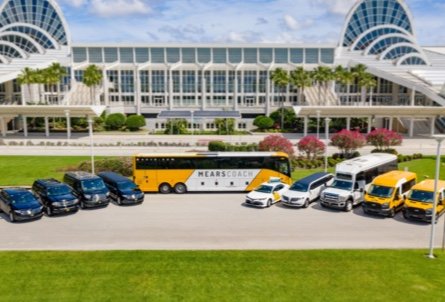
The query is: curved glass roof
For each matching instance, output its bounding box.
[400,56,426,66]
[368,36,411,55]
[382,45,419,60]
[343,0,412,47]
[353,27,403,50]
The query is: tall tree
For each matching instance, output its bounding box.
[359,74,377,106]
[290,67,312,105]
[270,68,289,129]
[47,62,67,104]
[17,67,35,105]
[83,64,103,106]
[335,65,355,105]
[352,64,370,104]
[312,66,333,105]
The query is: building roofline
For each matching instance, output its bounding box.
[71,42,338,48]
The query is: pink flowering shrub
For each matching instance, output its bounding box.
[297,136,326,160]
[330,130,366,156]
[259,135,294,156]
[366,128,403,150]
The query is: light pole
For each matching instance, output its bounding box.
[324,117,331,173]
[428,135,445,259]
[88,117,95,175]
[316,110,321,139]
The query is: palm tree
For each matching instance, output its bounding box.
[312,66,332,105]
[47,63,67,104]
[42,67,60,104]
[352,64,369,104]
[359,74,377,106]
[270,68,289,129]
[335,66,355,105]
[83,64,103,105]
[290,67,312,105]
[17,67,36,105]
[32,69,45,104]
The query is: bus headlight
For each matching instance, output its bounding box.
[426,209,433,215]
[382,203,390,209]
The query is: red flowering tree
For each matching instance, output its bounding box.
[297,136,326,160]
[259,135,295,156]
[330,130,366,156]
[366,128,403,151]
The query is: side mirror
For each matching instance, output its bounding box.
[394,195,400,201]
[359,188,364,193]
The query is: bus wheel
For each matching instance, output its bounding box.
[174,183,187,194]
[389,208,395,218]
[159,183,172,194]
[344,200,353,212]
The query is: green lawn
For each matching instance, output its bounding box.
[0,156,100,186]
[0,250,443,301]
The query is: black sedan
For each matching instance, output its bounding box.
[0,188,43,222]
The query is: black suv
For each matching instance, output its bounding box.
[0,188,43,222]
[98,171,144,205]
[32,179,79,216]
[63,171,110,209]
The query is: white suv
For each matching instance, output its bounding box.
[282,172,334,208]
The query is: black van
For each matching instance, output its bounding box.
[63,171,110,209]
[32,179,79,216]
[97,171,144,205]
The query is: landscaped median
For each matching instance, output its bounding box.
[0,250,444,301]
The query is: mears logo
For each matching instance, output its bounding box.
[196,170,255,178]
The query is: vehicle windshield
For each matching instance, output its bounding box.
[9,192,37,205]
[290,182,308,192]
[368,185,394,198]
[330,180,353,191]
[408,190,434,203]
[117,182,138,191]
[81,179,106,193]
[254,185,273,194]
[48,186,71,196]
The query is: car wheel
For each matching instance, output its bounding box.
[363,207,368,215]
[267,199,272,208]
[9,211,15,222]
[344,200,353,212]
[80,201,86,209]
[46,206,52,217]
[159,183,172,194]
[174,183,187,194]
[389,208,395,218]
[116,197,122,206]
[402,211,409,220]
[303,199,309,209]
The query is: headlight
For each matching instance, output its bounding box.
[15,210,28,215]
[382,203,390,209]
[106,192,110,197]
[52,202,62,207]
[84,194,92,199]
[426,209,433,215]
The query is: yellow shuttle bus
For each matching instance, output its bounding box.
[133,152,292,193]
[403,180,445,223]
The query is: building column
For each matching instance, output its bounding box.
[22,115,28,137]
[44,116,50,137]
[392,83,399,105]
[202,76,206,111]
[410,88,416,107]
[431,116,436,136]
[346,117,351,131]
[367,116,372,134]
[265,73,270,115]
[233,70,238,111]
[0,117,6,137]
[168,69,173,110]
[409,118,414,138]
[303,116,308,137]
[388,117,393,131]
[65,110,71,140]
[135,68,141,115]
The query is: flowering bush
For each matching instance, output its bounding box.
[330,130,366,157]
[259,135,294,156]
[297,136,326,160]
[367,128,403,151]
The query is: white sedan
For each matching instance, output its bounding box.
[245,181,289,208]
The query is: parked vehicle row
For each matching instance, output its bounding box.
[244,153,445,224]
[0,171,144,223]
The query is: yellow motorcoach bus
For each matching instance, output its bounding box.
[133,152,292,193]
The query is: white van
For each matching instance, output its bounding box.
[320,153,398,212]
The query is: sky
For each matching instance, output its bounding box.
[57,0,445,46]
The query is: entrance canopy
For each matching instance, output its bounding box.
[0,105,106,118]
[158,110,241,119]
[293,106,445,118]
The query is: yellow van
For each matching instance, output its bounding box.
[363,171,417,217]
[403,180,445,223]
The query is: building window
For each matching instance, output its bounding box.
[229,48,242,64]
[305,48,319,64]
[152,70,165,93]
[259,48,273,64]
[198,48,211,63]
[172,71,180,93]
[182,48,196,63]
[120,70,134,93]
[104,48,118,63]
[74,70,84,82]
[140,71,149,93]
[167,48,180,63]
[320,49,334,64]
[120,48,134,63]
[243,71,257,93]
[151,48,165,63]
[290,49,303,64]
[88,48,103,63]
[107,70,119,93]
[244,48,258,64]
[182,71,195,93]
[213,48,227,64]
[213,71,226,93]
[259,71,268,93]
[73,47,87,63]
[135,48,149,63]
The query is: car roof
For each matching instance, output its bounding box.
[35,179,64,187]
[372,171,417,187]
[294,172,330,186]
[412,180,445,192]
[65,171,99,180]
[97,171,130,183]
[3,188,30,194]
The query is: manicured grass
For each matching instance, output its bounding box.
[0,156,104,186]
[0,250,444,301]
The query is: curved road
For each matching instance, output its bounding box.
[0,194,442,250]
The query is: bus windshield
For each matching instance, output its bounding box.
[330,180,353,191]
[408,190,434,203]
[368,185,394,198]
[254,185,273,194]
